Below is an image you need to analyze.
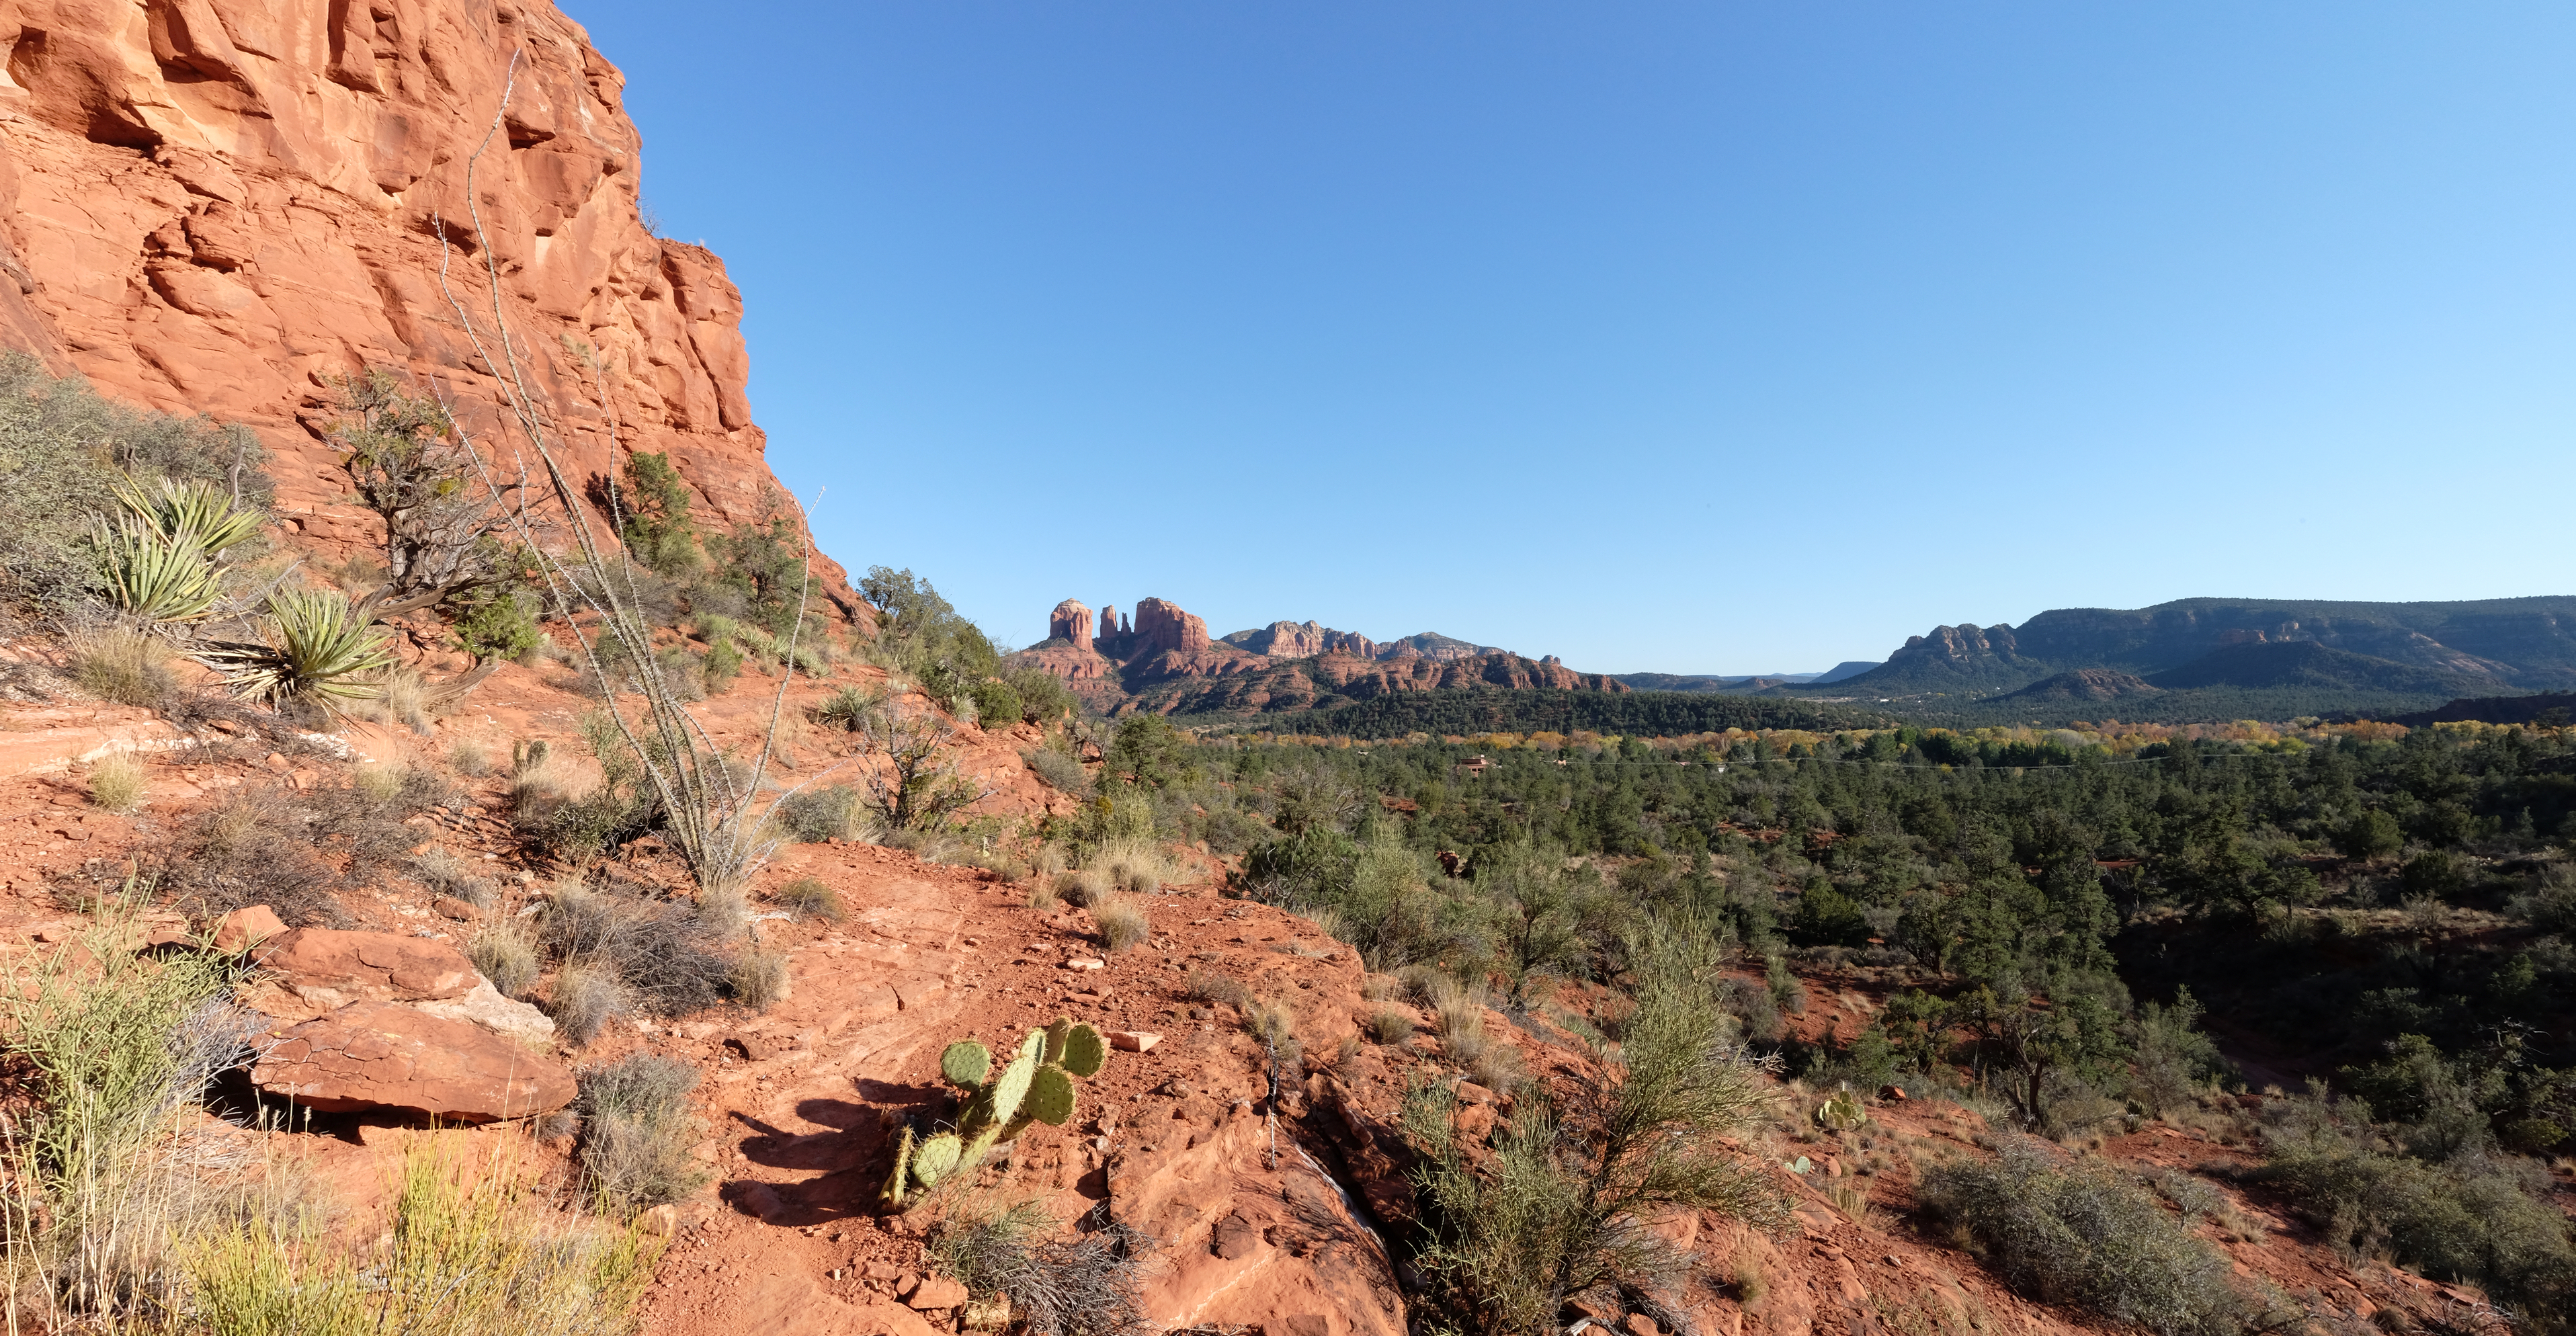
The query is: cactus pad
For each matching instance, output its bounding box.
[1026,1063,1076,1125]
[1815,1089,1868,1132]
[987,1049,1038,1128]
[1060,1023,1108,1078]
[911,1132,963,1187]
[941,1040,992,1090]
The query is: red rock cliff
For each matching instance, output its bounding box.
[0,0,857,612]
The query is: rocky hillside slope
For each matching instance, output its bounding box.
[0,649,2497,1336]
[0,0,858,613]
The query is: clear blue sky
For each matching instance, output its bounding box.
[566,2,2574,675]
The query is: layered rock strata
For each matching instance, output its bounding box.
[0,0,857,612]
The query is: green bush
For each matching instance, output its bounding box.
[0,352,269,615]
[966,675,1023,730]
[1006,666,1079,725]
[451,583,542,662]
[2264,1095,2576,1322]
[1919,1136,2277,1336]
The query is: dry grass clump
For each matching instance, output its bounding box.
[86,753,147,813]
[1091,890,1149,954]
[1429,975,1490,1067]
[1360,972,1402,1002]
[69,628,179,710]
[412,847,499,910]
[547,960,628,1047]
[1085,837,1181,895]
[773,875,845,924]
[729,949,789,1011]
[1468,1043,1527,1096]
[1026,877,1060,911]
[1185,969,1251,1011]
[469,923,540,999]
[925,1198,1156,1336]
[448,738,494,776]
[576,1054,710,1211]
[1245,997,1299,1058]
[1053,867,1110,909]
[358,663,433,733]
[1368,1007,1416,1045]
[188,1138,663,1335]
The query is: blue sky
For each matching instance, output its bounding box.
[566,2,2575,674]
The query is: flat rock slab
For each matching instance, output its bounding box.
[253,1001,575,1122]
[255,928,479,1007]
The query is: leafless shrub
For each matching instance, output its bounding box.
[576,1054,708,1210]
[925,1199,1157,1336]
[151,786,345,928]
[538,886,732,1017]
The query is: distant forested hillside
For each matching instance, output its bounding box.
[1216,689,1881,739]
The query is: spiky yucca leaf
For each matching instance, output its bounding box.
[91,516,222,623]
[205,587,394,707]
[112,472,265,558]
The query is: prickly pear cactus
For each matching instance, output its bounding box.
[942,1040,992,1091]
[911,1132,964,1187]
[879,1123,917,1208]
[1816,1087,1868,1132]
[1026,1064,1075,1125]
[1059,1023,1107,1079]
[888,1022,1116,1210]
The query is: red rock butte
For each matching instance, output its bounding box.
[0,0,858,614]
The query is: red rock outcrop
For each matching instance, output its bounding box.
[0,0,858,615]
[1048,599,1093,651]
[255,927,479,1008]
[252,999,577,1120]
[1131,598,1206,654]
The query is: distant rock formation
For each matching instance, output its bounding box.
[1012,595,1608,716]
[1050,600,1094,651]
[1132,597,1210,655]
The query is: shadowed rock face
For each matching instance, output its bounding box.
[0,0,856,614]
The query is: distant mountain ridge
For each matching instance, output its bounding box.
[1824,597,2576,699]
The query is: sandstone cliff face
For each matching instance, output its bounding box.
[1129,596,1207,656]
[0,0,855,610]
[1048,598,1093,651]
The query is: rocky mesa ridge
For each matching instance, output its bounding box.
[1015,595,1622,716]
[0,0,858,613]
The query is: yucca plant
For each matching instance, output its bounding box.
[112,472,265,558]
[201,588,395,708]
[90,516,224,624]
[87,474,264,626]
